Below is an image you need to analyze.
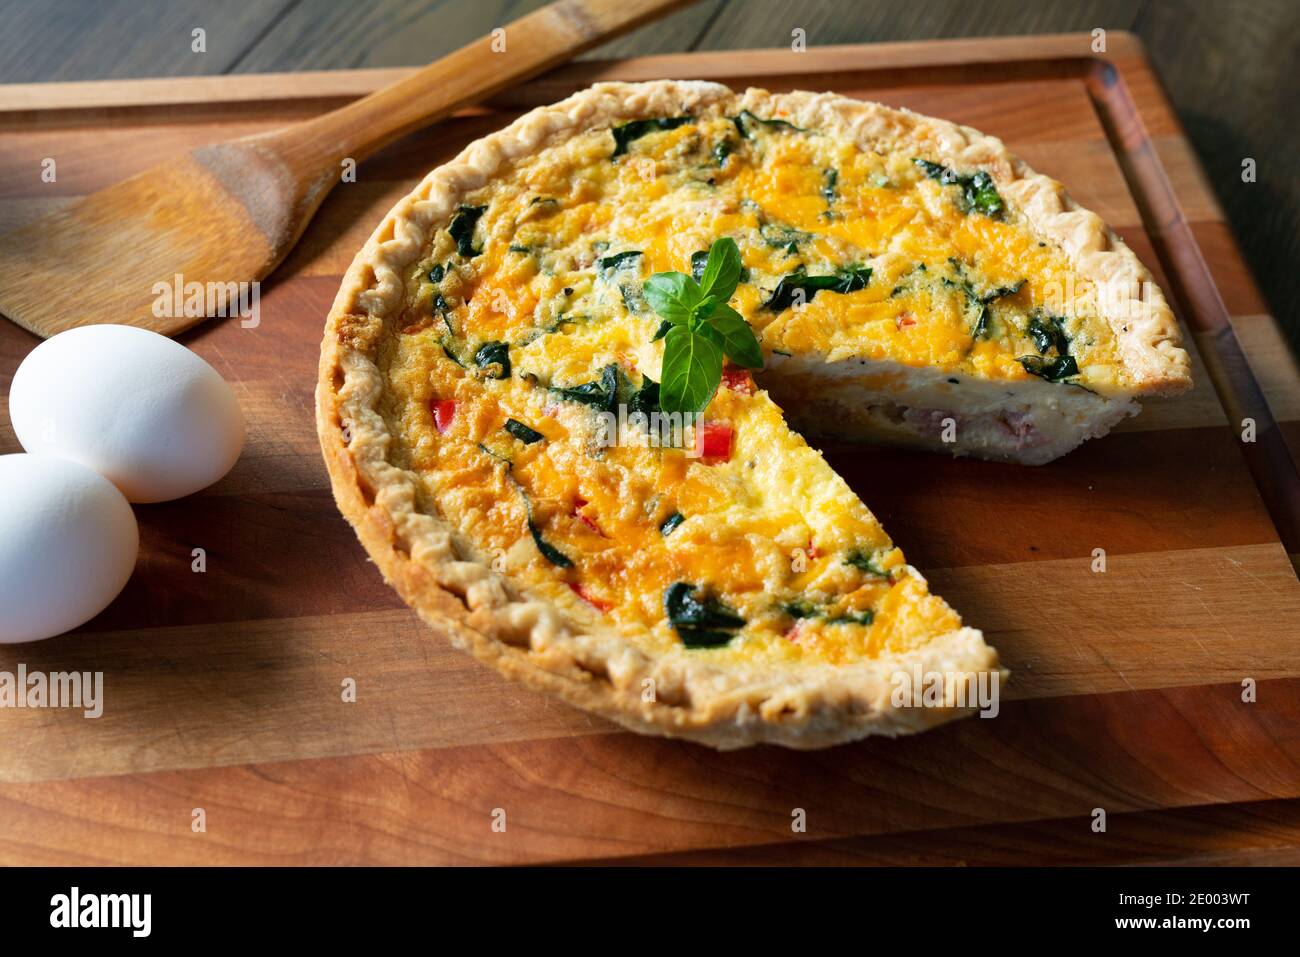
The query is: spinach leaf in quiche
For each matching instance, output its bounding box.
[610,116,693,158]
[474,341,511,379]
[732,110,807,140]
[628,376,662,418]
[549,363,623,415]
[664,582,744,647]
[598,250,643,278]
[486,441,573,569]
[428,262,456,334]
[821,168,839,207]
[963,171,1005,218]
[504,418,544,444]
[659,511,685,535]
[763,266,872,312]
[620,283,648,314]
[981,280,1026,303]
[943,265,1025,340]
[845,550,891,578]
[783,600,819,619]
[448,205,487,257]
[689,251,709,283]
[827,610,875,626]
[913,159,1005,218]
[759,221,814,253]
[1027,312,1070,356]
[433,295,453,335]
[691,250,749,285]
[1019,354,1079,382]
[528,520,573,568]
[783,599,874,627]
[1020,311,1078,381]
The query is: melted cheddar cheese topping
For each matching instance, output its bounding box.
[381,110,1105,666]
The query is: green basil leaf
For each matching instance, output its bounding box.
[692,250,749,285]
[689,294,717,326]
[660,326,722,417]
[698,237,742,303]
[702,304,762,369]
[644,271,703,324]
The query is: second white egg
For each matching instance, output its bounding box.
[9,324,245,503]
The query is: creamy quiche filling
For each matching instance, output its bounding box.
[374,105,1131,666]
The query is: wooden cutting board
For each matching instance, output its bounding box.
[3,34,1299,866]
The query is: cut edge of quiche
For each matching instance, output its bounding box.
[316,80,1185,748]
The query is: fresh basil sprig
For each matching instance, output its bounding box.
[643,238,762,417]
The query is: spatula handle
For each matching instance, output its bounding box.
[264,0,696,176]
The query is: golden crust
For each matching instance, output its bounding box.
[314,80,1187,748]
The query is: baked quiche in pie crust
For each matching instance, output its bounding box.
[316,81,1190,749]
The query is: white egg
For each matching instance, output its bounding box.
[9,324,245,503]
[0,454,139,643]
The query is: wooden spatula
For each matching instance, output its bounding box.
[0,0,695,339]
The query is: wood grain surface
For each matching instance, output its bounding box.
[1,35,1298,865]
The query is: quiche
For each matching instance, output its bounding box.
[316,81,1189,748]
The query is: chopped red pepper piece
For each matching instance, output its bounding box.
[720,366,754,395]
[432,398,457,434]
[699,422,733,463]
[896,311,917,329]
[572,496,607,536]
[568,582,611,612]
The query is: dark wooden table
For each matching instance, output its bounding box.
[1,0,1295,355]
